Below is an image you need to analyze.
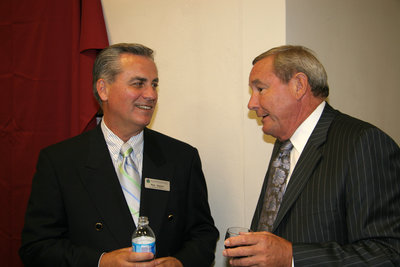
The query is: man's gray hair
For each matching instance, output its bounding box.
[92,43,154,106]
[253,45,329,98]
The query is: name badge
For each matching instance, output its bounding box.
[144,178,170,191]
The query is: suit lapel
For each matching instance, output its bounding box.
[273,104,338,231]
[140,128,173,238]
[80,126,134,247]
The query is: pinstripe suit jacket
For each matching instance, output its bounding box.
[251,103,400,266]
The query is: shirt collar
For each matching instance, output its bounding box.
[290,101,325,155]
[100,119,144,161]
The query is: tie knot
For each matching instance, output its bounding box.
[120,143,133,158]
[280,140,293,152]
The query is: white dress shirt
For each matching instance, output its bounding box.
[286,101,325,188]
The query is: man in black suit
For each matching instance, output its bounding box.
[20,43,218,267]
[223,45,400,266]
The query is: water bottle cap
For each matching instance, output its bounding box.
[138,216,149,225]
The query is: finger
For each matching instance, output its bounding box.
[230,255,255,267]
[137,259,157,267]
[155,256,182,267]
[226,234,258,247]
[122,247,134,252]
[240,232,255,237]
[223,245,252,259]
[154,257,167,265]
[128,252,154,262]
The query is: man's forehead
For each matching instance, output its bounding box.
[253,56,274,71]
[119,53,153,64]
[119,54,157,73]
[249,64,274,85]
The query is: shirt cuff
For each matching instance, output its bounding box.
[98,252,106,267]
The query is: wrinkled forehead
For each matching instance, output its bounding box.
[249,56,276,83]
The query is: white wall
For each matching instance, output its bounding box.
[101,0,399,265]
[101,1,285,266]
[287,0,400,144]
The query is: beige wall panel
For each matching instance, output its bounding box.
[101,0,286,265]
[287,0,400,144]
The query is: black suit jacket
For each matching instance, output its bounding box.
[251,103,400,266]
[20,126,218,267]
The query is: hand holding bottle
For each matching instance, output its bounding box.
[99,247,155,267]
[132,216,156,258]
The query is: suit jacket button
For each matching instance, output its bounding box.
[95,222,103,231]
[168,214,174,221]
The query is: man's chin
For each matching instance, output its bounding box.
[261,126,277,139]
[138,119,153,129]
[132,114,154,126]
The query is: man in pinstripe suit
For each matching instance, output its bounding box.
[223,45,400,266]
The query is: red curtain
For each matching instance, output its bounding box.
[0,0,109,265]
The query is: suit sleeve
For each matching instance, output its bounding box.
[293,127,400,266]
[172,148,219,267]
[19,149,102,267]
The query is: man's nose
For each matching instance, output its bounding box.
[143,84,157,100]
[248,92,258,111]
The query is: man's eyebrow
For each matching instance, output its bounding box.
[128,77,159,83]
[250,79,263,86]
[129,76,147,83]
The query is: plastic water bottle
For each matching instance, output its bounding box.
[132,216,156,257]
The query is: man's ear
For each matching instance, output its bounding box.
[96,79,108,101]
[291,72,309,100]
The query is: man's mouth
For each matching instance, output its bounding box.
[136,104,153,110]
[261,113,269,118]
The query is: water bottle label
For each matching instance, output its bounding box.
[132,241,155,253]
[132,236,156,254]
